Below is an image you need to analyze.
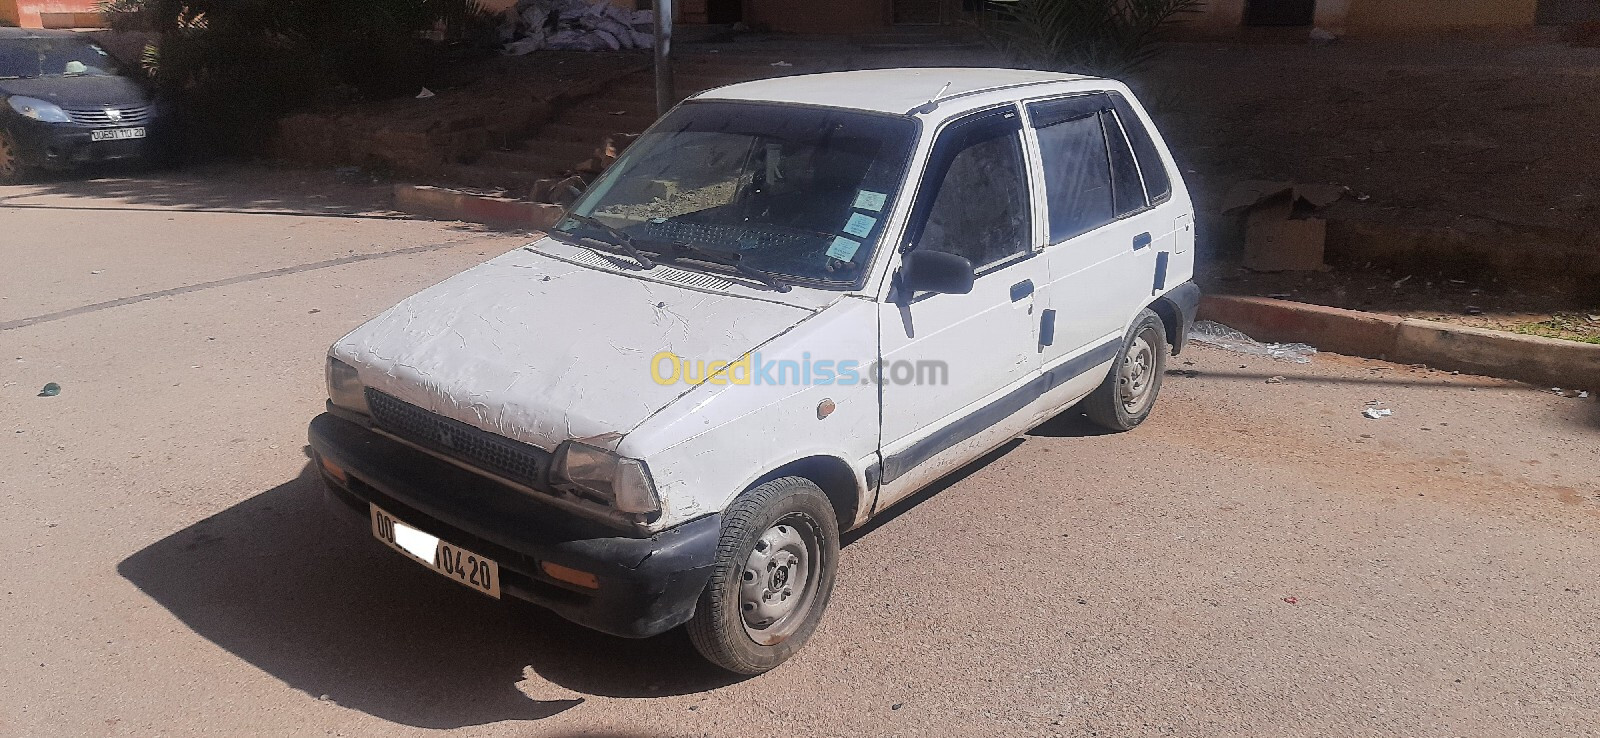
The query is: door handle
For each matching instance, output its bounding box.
[1010,279,1034,301]
[1133,232,1152,250]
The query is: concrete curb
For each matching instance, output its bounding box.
[1198,295,1600,390]
[393,185,564,231]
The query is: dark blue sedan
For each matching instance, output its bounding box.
[0,28,159,183]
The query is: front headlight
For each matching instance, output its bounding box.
[7,96,71,123]
[326,356,370,415]
[552,441,659,515]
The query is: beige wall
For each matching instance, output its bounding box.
[2,0,103,28]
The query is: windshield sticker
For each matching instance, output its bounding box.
[853,190,887,212]
[826,236,862,262]
[843,213,876,238]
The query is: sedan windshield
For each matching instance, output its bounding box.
[0,38,120,79]
[562,101,918,287]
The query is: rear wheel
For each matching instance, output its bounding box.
[1082,308,1168,431]
[0,130,27,184]
[688,476,839,675]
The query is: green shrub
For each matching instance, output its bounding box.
[983,0,1202,77]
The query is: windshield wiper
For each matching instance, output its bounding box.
[656,242,791,293]
[563,213,655,270]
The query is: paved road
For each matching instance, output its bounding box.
[4,173,1599,737]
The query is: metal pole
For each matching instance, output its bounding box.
[654,0,674,117]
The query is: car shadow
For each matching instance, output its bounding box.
[1025,410,1121,438]
[844,438,1025,546]
[116,463,740,731]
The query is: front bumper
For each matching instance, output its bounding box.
[8,118,153,169]
[307,412,720,639]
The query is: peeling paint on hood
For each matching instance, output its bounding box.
[332,243,817,451]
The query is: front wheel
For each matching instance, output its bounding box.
[0,129,29,184]
[687,476,840,675]
[1081,308,1169,432]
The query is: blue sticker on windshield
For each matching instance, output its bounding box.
[853,190,887,212]
[826,236,862,262]
[843,212,876,238]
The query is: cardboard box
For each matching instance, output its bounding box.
[1222,181,1344,272]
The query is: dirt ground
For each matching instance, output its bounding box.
[1140,36,1600,340]
[4,172,1600,736]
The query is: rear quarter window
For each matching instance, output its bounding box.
[1109,92,1172,204]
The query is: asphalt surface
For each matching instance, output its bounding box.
[4,172,1599,737]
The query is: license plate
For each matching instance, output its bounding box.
[91,127,146,142]
[370,504,500,598]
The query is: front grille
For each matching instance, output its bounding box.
[64,105,153,127]
[365,389,552,491]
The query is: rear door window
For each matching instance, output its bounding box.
[1029,95,1114,243]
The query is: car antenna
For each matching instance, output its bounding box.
[907,81,952,115]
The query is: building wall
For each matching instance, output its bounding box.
[2,0,103,28]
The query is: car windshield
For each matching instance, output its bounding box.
[0,37,120,79]
[561,101,918,288]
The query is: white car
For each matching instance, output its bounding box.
[310,68,1199,674]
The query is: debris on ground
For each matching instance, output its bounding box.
[503,0,655,55]
[1266,375,1285,384]
[1189,321,1317,363]
[415,87,436,100]
[37,382,61,398]
[1362,407,1393,419]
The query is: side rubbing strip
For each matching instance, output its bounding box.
[880,338,1121,485]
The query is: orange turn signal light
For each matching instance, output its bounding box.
[319,455,348,484]
[541,561,600,589]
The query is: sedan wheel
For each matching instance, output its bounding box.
[0,130,25,184]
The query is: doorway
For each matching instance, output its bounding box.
[1244,0,1315,26]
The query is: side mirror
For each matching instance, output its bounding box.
[899,250,975,296]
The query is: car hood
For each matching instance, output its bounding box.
[332,242,821,451]
[0,75,148,108]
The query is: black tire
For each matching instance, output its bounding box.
[1082,308,1169,432]
[0,129,27,184]
[688,476,840,675]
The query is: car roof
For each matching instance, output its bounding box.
[695,67,1101,118]
[0,28,85,40]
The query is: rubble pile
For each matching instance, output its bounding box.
[503,0,656,55]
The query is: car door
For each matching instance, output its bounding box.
[1026,92,1173,416]
[874,104,1047,511]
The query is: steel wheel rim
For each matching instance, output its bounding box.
[1119,329,1158,415]
[739,515,821,646]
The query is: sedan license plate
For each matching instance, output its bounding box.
[370,504,500,598]
[91,127,146,142]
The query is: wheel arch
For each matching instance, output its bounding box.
[1145,282,1200,356]
[744,455,862,531]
